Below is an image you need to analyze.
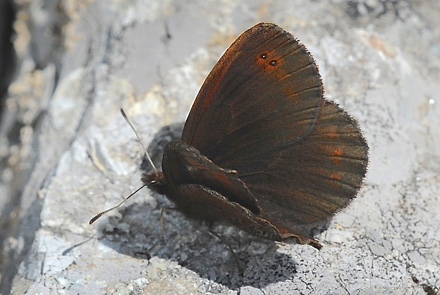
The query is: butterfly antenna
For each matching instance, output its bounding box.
[89,184,147,224]
[120,108,158,173]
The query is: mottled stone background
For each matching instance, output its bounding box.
[0,0,439,294]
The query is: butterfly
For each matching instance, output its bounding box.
[94,23,369,250]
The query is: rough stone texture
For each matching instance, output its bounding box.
[0,0,439,294]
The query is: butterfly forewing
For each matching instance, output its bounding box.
[182,23,324,163]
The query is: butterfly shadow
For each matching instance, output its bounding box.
[94,123,309,289]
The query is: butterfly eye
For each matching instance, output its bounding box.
[260,53,268,59]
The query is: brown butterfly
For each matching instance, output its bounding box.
[91,23,368,250]
[141,23,368,249]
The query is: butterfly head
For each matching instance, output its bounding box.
[142,171,168,195]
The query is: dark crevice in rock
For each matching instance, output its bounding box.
[0,0,17,119]
[0,1,71,294]
[0,0,18,293]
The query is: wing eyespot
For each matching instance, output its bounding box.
[269,60,278,66]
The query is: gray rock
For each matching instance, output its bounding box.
[1,0,439,294]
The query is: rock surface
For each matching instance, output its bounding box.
[0,0,439,294]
